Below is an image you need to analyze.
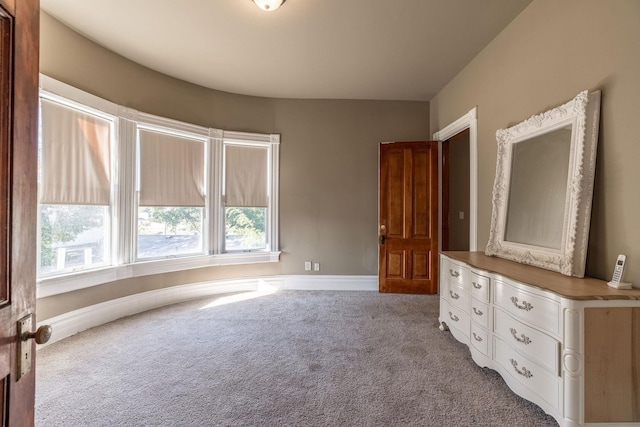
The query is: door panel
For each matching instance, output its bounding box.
[0,0,40,425]
[379,142,438,294]
[386,250,404,279]
[412,148,433,238]
[412,251,430,280]
[386,150,404,238]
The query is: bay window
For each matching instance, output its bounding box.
[36,76,280,295]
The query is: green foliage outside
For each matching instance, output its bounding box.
[141,207,202,235]
[40,205,263,269]
[40,205,105,269]
[225,207,266,249]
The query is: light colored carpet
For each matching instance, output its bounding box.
[36,290,558,426]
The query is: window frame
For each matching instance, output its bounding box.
[37,90,118,278]
[219,132,280,255]
[36,75,280,298]
[133,119,209,261]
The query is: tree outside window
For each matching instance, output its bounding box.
[225,207,266,251]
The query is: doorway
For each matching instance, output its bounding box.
[433,107,478,253]
[442,129,470,251]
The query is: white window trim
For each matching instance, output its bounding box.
[37,87,119,280]
[133,114,209,261]
[219,130,280,254]
[37,75,280,298]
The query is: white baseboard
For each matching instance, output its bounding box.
[586,424,640,427]
[283,275,377,291]
[37,275,378,348]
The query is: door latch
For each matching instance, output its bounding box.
[17,314,52,380]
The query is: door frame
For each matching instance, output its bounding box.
[433,107,478,252]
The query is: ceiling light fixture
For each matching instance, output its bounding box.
[252,0,286,12]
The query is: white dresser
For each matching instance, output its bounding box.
[439,251,640,427]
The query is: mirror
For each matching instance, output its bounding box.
[485,90,601,277]
[505,125,571,249]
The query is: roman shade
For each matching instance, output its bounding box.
[39,99,112,205]
[138,129,205,207]
[224,144,268,207]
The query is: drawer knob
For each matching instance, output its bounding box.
[509,327,532,345]
[448,311,459,322]
[472,332,483,342]
[510,359,533,378]
[472,282,482,289]
[473,307,483,316]
[449,269,460,278]
[449,290,460,300]
[510,296,534,311]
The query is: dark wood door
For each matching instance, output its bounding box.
[379,141,438,294]
[0,0,40,424]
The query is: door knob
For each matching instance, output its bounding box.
[22,324,52,345]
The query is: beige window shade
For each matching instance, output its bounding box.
[39,99,112,205]
[225,144,268,207]
[138,129,205,207]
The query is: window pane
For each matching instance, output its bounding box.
[138,207,203,259]
[39,204,109,276]
[225,207,266,251]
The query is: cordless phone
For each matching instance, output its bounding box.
[611,254,626,283]
[607,254,631,289]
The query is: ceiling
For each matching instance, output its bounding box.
[41,0,532,101]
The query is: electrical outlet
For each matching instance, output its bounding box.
[313,262,320,272]
[459,211,465,220]
[304,261,312,271]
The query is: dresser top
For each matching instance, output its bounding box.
[442,251,640,301]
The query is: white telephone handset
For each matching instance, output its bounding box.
[607,254,631,289]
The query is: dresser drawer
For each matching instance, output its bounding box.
[470,322,489,356]
[494,308,560,375]
[494,337,561,412]
[469,270,490,302]
[470,299,489,329]
[441,256,468,286]
[440,299,469,339]
[494,280,560,336]
[445,281,468,311]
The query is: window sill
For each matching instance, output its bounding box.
[36,251,281,298]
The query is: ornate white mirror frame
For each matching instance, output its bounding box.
[485,90,601,277]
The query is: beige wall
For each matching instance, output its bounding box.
[430,0,640,284]
[38,13,429,320]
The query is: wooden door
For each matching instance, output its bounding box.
[0,0,40,425]
[379,141,438,294]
